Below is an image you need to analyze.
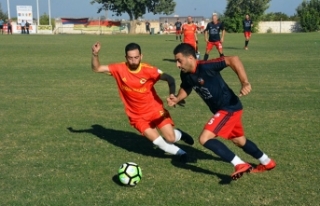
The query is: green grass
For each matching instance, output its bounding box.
[0,33,319,206]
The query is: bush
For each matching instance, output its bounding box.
[266,27,273,33]
[296,0,320,32]
[40,13,55,29]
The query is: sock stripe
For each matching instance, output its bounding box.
[213,112,233,135]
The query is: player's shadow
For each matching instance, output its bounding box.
[162,58,176,62]
[67,124,223,162]
[224,46,242,50]
[171,160,233,185]
[67,125,167,158]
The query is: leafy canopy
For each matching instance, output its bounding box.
[223,0,271,32]
[296,0,320,32]
[90,0,176,20]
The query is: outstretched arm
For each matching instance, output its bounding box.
[160,73,186,106]
[224,56,251,96]
[167,87,191,107]
[160,73,176,95]
[91,42,110,74]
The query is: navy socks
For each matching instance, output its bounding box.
[241,139,263,159]
[203,139,236,162]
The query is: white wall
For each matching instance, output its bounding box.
[258,21,300,33]
[53,19,302,34]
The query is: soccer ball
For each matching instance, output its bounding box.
[118,162,142,186]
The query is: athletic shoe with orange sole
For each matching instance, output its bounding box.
[251,159,276,173]
[231,163,253,180]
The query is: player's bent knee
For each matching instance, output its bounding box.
[199,131,217,145]
[231,136,246,147]
[164,135,176,143]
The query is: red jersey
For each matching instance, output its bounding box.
[108,62,164,118]
[182,23,197,43]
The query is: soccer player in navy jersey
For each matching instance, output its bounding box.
[168,43,276,180]
[175,18,182,41]
[204,13,225,60]
[243,14,253,50]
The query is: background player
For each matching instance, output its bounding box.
[91,42,194,163]
[0,18,4,34]
[204,13,225,60]
[181,16,199,59]
[174,18,182,41]
[168,43,276,180]
[243,14,253,50]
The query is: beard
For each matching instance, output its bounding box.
[127,62,140,70]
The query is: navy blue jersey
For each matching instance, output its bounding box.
[243,20,253,32]
[180,58,242,114]
[175,21,182,30]
[205,22,224,42]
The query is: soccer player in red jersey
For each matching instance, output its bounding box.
[91,42,194,163]
[204,13,225,60]
[243,14,253,50]
[181,16,198,53]
[168,43,276,180]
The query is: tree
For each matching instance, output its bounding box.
[90,0,176,33]
[39,13,55,29]
[0,3,8,20]
[223,0,271,33]
[261,12,290,21]
[296,0,320,32]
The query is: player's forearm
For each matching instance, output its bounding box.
[176,88,190,101]
[91,54,101,72]
[204,31,208,41]
[160,73,176,94]
[221,30,226,39]
[227,56,249,84]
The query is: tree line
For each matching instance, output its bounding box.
[90,0,320,33]
[1,1,319,33]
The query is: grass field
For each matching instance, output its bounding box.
[0,32,319,206]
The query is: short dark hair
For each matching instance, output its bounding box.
[173,43,196,59]
[125,43,141,55]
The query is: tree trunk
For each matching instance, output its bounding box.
[129,19,137,34]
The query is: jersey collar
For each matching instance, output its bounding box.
[191,61,199,74]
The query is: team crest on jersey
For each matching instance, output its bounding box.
[140,78,147,84]
[122,77,127,82]
[198,78,205,85]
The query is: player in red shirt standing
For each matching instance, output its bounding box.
[181,16,199,59]
[91,42,194,163]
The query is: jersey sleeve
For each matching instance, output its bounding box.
[194,25,197,33]
[144,64,162,81]
[205,58,228,73]
[107,63,118,76]
[204,23,209,31]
